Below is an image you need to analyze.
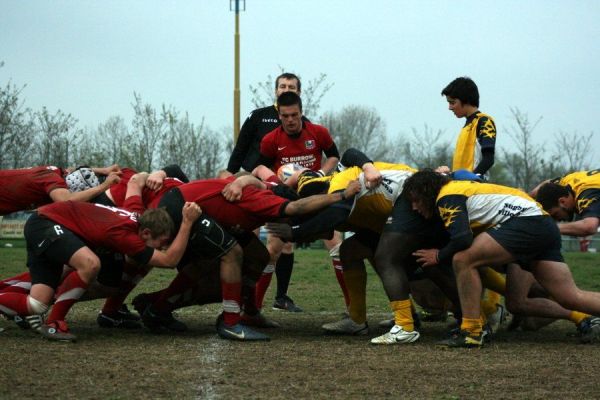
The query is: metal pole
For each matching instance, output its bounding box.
[233,0,241,142]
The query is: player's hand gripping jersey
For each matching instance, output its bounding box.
[328,162,417,233]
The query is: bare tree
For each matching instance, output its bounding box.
[553,130,594,171]
[249,69,333,118]
[193,126,229,179]
[398,125,452,168]
[95,116,131,166]
[499,107,548,191]
[73,116,130,167]
[32,107,80,167]
[0,79,35,168]
[128,93,168,172]
[321,105,391,161]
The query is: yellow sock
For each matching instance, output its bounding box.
[391,299,414,331]
[480,267,506,294]
[568,311,589,325]
[460,317,483,336]
[343,267,367,324]
[481,289,502,318]
[410,298,418,314]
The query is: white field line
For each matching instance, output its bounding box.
[195,338,226,400]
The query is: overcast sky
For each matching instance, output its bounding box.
[3,0,599,158]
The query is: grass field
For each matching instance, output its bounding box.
[1,244,600,399]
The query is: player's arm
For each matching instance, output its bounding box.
[227,114,258,174]
[340,147,372,168]
[119,172,149,213]
[91,164,121,176]
[146,164,190,191]
[413,195,472,267]
[266,204,351,242]
[529,179,553,198]
[320,143,340,176]
[558,217,600,237]
[49,171,121,203]
[147,202,202,267]
[473,116,496,176]
[282,181,360,216]
[257,130,277,169]
[222,174,267,202]
[473,148,495,176]
[339,148,381,187]
[252,165,277,181]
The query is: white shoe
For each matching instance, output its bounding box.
[486,304,507,333]
[322,317,368,335]
[370,325,420,345]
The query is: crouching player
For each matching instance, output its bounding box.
[405,170,600,348]
[0,196,201,342]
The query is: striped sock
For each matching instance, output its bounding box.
[222,281,242,326]
[0,292,30,316]
[47,271,88,323]
[331,257,350,309]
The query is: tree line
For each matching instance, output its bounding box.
[1,68,594,191]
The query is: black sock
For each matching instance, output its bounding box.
[275,252,294,300]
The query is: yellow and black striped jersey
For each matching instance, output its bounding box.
[452,112,496,172]
[328,162,417,232]
[556,169,600,215]
[437,180,546,236]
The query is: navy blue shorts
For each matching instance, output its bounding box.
[487,215,564,268]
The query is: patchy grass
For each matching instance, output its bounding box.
[1,248,600,399]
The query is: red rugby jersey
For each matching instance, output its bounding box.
[0,166,67,215]
[260,121,334,172]
[108,167,184,209]
[177,177,289,232]
[37,201,148,257]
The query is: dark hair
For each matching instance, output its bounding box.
[402,169,450,215]
[139,208,175,239]
[535,182,570,211]
[441,77,479,107]
[297,171,331,198]
[277,91,303,111]
[275,72,301,91]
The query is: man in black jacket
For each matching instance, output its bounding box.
[226,72,303,175]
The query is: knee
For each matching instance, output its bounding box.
[452,252,473,273]
[27,296,49,315]
[223,244,244,265]
[80,255,101,279]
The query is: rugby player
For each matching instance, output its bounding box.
[0,173,201,342]
[404,170,600,348]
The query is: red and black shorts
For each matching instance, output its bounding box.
[158,188,237,265]
[24,213,86,289]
